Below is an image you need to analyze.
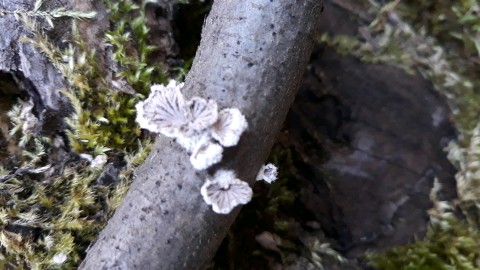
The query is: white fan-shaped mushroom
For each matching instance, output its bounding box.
[188,97,218,131]
[256,163,278,184]
[201,170,253,214]
[135,101,161,133]
[175,132,211,153]
[211,108,248,147]
[135,80,191,137]
[136,81,252,171]
[190,141,223,170]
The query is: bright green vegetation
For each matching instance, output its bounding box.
[0,0,163,268]
[66,0,167,154]
[318,0,480,268]
[368,217,480,270]
[368,199,480,270]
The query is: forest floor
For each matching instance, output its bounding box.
[1,0,480,269]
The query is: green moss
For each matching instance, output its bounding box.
[320,1,480,131]
[0,0,164,268]
[368,217,480,270]
[105,0,168,95]
[369,180,480,269]
[63,0,168,154]
[0,0,96,25]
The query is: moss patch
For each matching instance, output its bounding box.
[0,0,167,268]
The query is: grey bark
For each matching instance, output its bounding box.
[80,0,323,269]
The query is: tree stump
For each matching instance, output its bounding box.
[283,0,457,258]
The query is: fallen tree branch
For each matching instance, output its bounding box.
[79,0,323,269]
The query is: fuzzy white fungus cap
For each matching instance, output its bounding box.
[211,108,248,147]
[135,80,190,137]
[201,170,253,214]
[135,80,251,171]
[136,80,221,139]
[135,100,162,133]
[190,141,223,170]
[175,132,211,153]
[256,163,278,184]
[188,97,218,131]
[52,253,68,265]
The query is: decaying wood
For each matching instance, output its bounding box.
[283,0,457,259]
[79,0,323,269]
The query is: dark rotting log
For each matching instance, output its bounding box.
[283,0,457,258]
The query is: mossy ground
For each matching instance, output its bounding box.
[0,0,161,268]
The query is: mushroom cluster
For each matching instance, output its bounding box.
[136,80,248,170]
[135,80,253,214]
[201,170,253,214]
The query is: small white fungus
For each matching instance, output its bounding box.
[201,170,253,214]
[175,132,211,153]
[135,100,163,133]
[211,108,248,147]
[136,81,221,138]
[135,80,190,137]
[256,163,278,184]
[52,252,67,265]
[135,81,249,171]
[188,97,218,131]
[190,141,223,170]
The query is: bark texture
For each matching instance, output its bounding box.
[80,0,323,269]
